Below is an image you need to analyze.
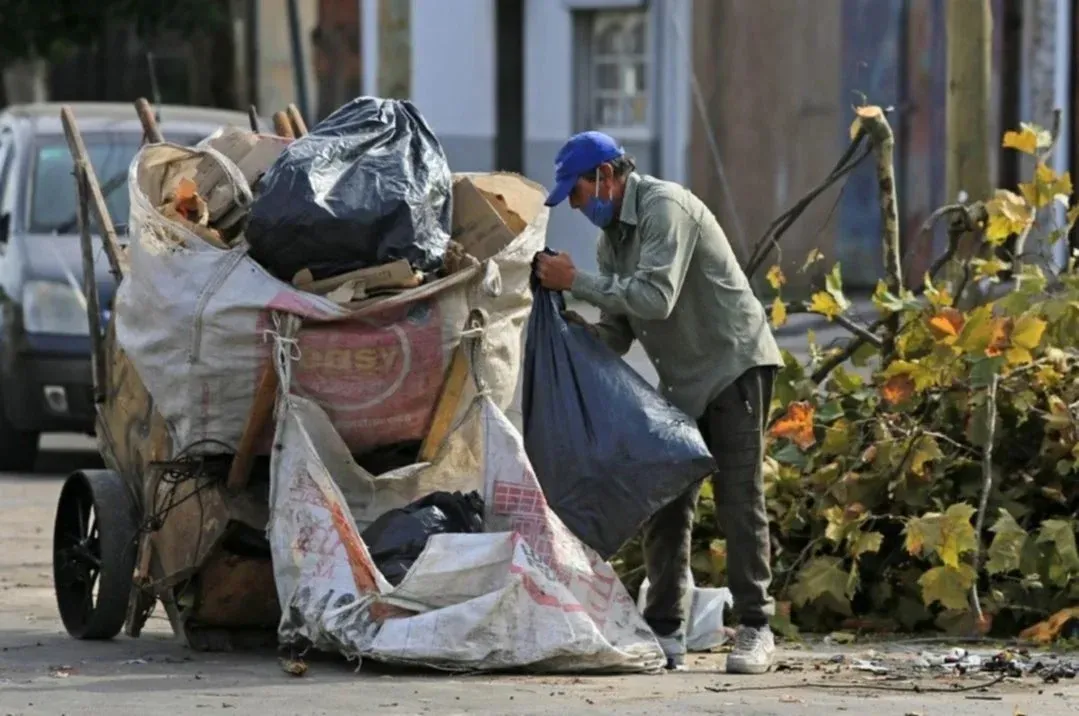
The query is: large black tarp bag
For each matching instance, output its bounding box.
[246,96,452,281]
[360,490,486,586]
[522,260,717,559]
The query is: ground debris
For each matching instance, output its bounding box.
[279,657,308,677]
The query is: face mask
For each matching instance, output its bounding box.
[583,168,616,228]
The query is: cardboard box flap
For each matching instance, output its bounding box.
[450,172,546,263]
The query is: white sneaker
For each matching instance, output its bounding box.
[655,630,686,670]
[725,625,776,674]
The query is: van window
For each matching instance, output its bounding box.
[27,133,204,235]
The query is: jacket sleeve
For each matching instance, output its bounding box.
[569,197,699,322]
[589,237,635,355]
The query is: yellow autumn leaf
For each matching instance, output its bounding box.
[1068,204,1079,229]
[972,257,1011,280]
[923,273,953,308]
[881,359,936,392]
[1020,163,1074,209]
[909,434,944,478]
[1005,314,1047,365]
[985,190,1035,245]
[919,564,976,611]
[808,291,844,320]
[1002,127,1039,155]
[766,264,787,290]
[771,296,788,329]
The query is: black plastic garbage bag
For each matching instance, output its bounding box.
[522,259,716,560]
[360,490,486,586]
[246,96,452,281]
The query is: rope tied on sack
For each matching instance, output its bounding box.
[462,308,490,397]
[262,311,303,407]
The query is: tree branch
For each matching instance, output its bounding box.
[745,133,871,279]
[855,107,902,358]
[970,373,999,630]
[781,302,883,348]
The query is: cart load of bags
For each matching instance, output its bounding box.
[115,96,718,672]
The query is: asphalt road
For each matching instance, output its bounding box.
[1,435,1075,715]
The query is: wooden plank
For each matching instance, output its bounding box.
[418,346,470,462]
[60,106,125,280]
[134,97,164,144]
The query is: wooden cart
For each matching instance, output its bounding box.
[49,100,308,650]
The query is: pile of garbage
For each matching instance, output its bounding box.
[112,95,714,673]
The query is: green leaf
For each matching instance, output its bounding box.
[936,503,978,569]
[969,355,1006,388]
[986,509,1028,575]
[825,263,852,310]
[851,342,879,367]
[816,400,845,424]
[789,557,851,608]
[1037,519,1079,572]
[849,530,884,560]
[919,564,976,611]
[772,442,808,467]
[831,367,865,393]
[821,420,852,456]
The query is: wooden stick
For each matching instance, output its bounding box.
[272,111,295,139]
[225,115,299,492]
[134,97,164,144]
[226,361,279,492]
[60,106,125,280]
[74,165,106,403]
[286,103,308,137]
[419,347,471,462]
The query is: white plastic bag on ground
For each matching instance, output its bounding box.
[637,571,734,652]
[266,317,664,672]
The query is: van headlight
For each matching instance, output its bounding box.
[22,280,90,336]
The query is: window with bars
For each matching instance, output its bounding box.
[575,9,651,134]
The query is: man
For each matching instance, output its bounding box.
[535,131,784,674]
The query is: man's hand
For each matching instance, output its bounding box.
[536,251,577,291]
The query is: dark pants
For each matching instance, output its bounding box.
[641,366,776,636]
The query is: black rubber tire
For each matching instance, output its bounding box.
[0,406,39,473]
[53,470,139,640]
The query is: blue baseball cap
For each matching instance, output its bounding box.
[544,131,625,207]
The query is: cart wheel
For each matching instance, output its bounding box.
[53,470,139,640]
